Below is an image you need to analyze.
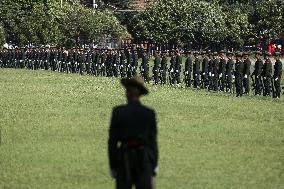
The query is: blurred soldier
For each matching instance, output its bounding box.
[141,51,149,83]
[108,76,158,189]
[243,52,251,95]
[212,52,219,91]
[106,50,113,77]
[226,52,234,93]
[113,49,119,77]
[201,51,209,89]
[132,50,139,76]
[34,48,40,70]
[85,48,92,75]
[218,51,226,91]
[175,50,182,85]
[262,52,272,96]
[252,51,263,96]
[91,49,97,76]
[126,49,133,78]
[208,52,213,90]
[119,49,126,78]
[273,52,282,98]
[153,51,161,85]
[78,49,85,75]
[44,48,50,70]
[67,48,73,74]
[184,51,193,87]
[160,51,168,85]
[193,52,201,89]
[235,52,244,97]
[169,50,176,85]
[100,49,107,76]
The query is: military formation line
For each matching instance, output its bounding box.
[0,47,282,98]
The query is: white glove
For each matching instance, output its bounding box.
[219,73,222,78]
[170,69,174,73]
[275,77,278,81]
[209,72,212,76]
[212,74,215,77]
[203,72,205,75]
[195,74,197,76]
[102,64,105,66]
[109,169,117,179]
[176,70,179,73]
[153,166,159,176]
[232,75,235,79]
[185,71,189,75]
[114,64,116,66]
[264,77,266,80]
[244,74,247,79]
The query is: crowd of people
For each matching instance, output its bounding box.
[0,47,282,98]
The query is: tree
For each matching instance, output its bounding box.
[253,0,284,38]
[0,0,128,46]
[130,0,227,49]
[222,4,251,48]
[0,25,5,46]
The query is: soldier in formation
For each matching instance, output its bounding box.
[0,47,282,98]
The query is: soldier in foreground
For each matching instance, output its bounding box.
[108,76,158,189]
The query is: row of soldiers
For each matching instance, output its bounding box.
[0,47,282,98]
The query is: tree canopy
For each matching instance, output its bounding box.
[0,0,128,47]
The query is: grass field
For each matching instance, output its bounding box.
[0,69,284,189]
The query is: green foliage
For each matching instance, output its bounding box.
[130,0,229,48]
[0,69,283,188]
[222,4,251,48]
[0,0,128,46]
[0,25,5,46]
[253,0,284,37]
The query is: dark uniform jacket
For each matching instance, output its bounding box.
[262,59,272,78]
[202,56,209,74]
[108,101,158,173]
[243,58,251,76]
[185,56,193,72]
[253,59,263,78]
[274,60,282,78]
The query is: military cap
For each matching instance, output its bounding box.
[243,52,250,56]
[235,52,243,57]
[274,52,281,56]
[121,76,148,95]
[265,52,272,56]
[213,52,218,56]
[255,51,262,55]
[219,50,226,54]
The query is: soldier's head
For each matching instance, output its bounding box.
[219,50,225,58]
[274,52,280,61]
[243,52,249,59]
[194,51,199,58]
[227,52,233,59]
[121,76,148,101]
[264,52,271,60]
[255,51,261,59]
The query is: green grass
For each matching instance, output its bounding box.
[0,69,284,189]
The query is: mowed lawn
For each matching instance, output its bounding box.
[0,69,283,189]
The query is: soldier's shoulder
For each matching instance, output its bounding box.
[140,104,155,115]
